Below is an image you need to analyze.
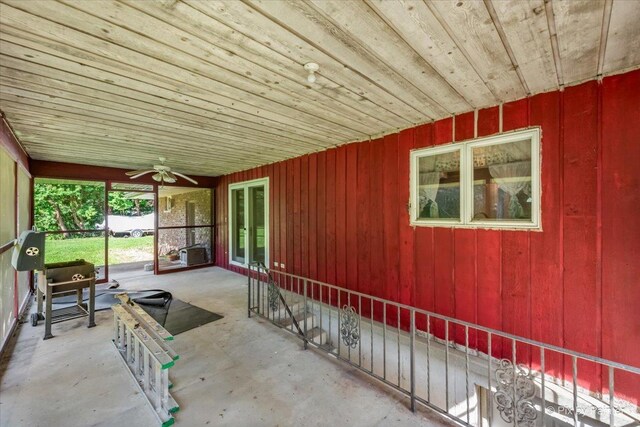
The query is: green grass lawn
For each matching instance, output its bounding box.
[45,236,154,266]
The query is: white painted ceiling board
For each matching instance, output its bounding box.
[603,0,640,74]
[242,0,446,118]
[306,0,471,113]
[61,0,392,133]
[553,0,605,84]
[119,0,411,129]
[367,0,499,107]
[0,39,333,147]
[427,0,527,101]
[2,1,362,141]
[0,0,637,177]
[0,31,339,147]
[490,0,559,93]
[0,67,328,152]
[184,0,424,125]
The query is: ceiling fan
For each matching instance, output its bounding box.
[125,157,198,186]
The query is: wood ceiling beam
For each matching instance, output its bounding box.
[1,100,311,172]
[552,0,605,84]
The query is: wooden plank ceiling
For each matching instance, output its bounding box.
[1,0,638,177]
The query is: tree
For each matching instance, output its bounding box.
[34,182,153,238]
[34,182,105,237]
[108,192,154,216]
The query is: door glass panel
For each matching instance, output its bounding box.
[249,185,265,264]
[231,189,245,264]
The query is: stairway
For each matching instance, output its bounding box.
[271,297,330,350]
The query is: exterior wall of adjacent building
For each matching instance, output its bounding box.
[158,189,212,261]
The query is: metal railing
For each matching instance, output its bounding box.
[248,263,640,427]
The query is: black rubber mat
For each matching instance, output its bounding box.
[141,299,223,336]
[52,288,223,335]
[53,289,170,311]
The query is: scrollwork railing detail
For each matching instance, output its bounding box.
[493,359,537,426]
[340,305,360,348]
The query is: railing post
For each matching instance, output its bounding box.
[410,309,416,412]
[303,278,308,350]
[247,264,252,318]
[256,264,261,316]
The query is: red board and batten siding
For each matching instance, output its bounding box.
[213,70,640,402]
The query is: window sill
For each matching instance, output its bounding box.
[410,220,542,232]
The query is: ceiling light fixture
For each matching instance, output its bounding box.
[304,62,319,83]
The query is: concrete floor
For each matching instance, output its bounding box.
[0,267,453,427]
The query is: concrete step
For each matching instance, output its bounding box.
[278,311,316,331]
[318,342,335,353]
[271,300,306,320]
[305,326,327,346]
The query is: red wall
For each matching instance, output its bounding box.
[215,70,640,401]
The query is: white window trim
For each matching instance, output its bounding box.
[410,127,541,230]
[228,177,269,268]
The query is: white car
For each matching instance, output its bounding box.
[96,213,155,238]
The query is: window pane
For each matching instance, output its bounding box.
[472,139,532,221]
[249,185,266,264]
[417,150,461,220]
[231,189,245,264]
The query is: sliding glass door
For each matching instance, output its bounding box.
[229,178,268,267]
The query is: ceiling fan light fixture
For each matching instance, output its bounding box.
[126,157,198,186]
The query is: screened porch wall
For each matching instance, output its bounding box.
[0,121,31,353]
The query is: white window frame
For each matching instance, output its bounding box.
[410,127,541,230]
[228,177,269,268]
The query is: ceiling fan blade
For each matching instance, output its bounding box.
[128,170,155,179]
[172,171,198,185]
[165,171,178,181]
[126,169,153,176]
